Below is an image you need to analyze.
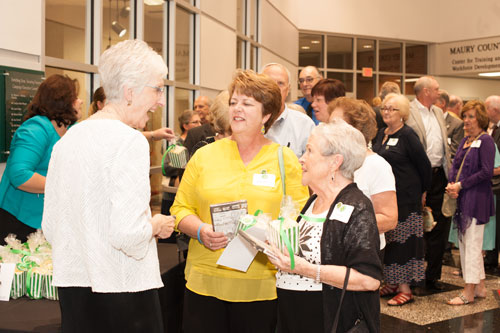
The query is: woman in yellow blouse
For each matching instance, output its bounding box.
[171,70,309,333]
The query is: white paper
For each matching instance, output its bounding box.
[0,263,15,301]
[216,226,269,272]
[216,234,258,272]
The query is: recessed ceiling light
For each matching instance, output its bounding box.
[363,45,372,49]
[479,72,500,77]
[311,40,320,44]
[301,46,311,50]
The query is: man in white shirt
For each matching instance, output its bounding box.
[261,63,315,158]
[406,76,451,291]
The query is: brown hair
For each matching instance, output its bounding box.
[90,87,106,115]
[24,74,79,127]
[328,97,377,144]
[178,109,196,134]
[311,78,346,103]
[460,100,489,130]
[228,69,281,133]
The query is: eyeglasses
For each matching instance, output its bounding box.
[189,120,202,125]
[146,85,165,94]
[298,76,317,84]
[381,106,400,113]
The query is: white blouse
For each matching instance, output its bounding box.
[42,119,163,293]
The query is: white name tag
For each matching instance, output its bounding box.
[447,138,452,145]
[252,173,276,187]
[329,202,354,223]
[471,140,481,148]
[387,138,399,146]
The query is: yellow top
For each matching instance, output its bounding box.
[171,138,309,302]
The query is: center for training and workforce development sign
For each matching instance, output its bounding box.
[433,36,500,75]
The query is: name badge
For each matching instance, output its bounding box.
[387,138,399,146]
[253,172,276,187]
[471,140,481,148]
[447,138,451,145]
[329,202,354,223]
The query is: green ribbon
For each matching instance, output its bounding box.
[239,210,264,231]
[279,217,295,270]
[299,214,326,223]
[10,248,31,256]
[161,144,178,176]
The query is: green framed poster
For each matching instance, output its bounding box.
[0,66,45,162]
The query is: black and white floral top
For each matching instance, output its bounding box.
[276,198,327,291]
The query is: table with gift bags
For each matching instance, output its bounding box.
[0,232,180,333]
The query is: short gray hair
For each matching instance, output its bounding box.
[210,91,231,135]
[260,63,291,85]
[379,81,401,101]
[413,76,436,96]
[99,40,168,103]
[312,119,366,180]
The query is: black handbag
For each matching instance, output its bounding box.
[331,267,369,333]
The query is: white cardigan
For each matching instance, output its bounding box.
[42,119,163,292]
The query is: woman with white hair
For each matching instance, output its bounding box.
[372,93,432,306]
[268,120,383,333]
[42,40,175,332]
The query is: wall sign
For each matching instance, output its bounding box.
[0,67,44,162]
[434,36,500,75]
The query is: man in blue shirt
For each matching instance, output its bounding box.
[295,66,322,125]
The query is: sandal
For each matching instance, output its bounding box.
[447,294,472,305]
[380,284,398,297]
[388,292,414,306]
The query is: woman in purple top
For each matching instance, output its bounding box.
[446,100,495,305]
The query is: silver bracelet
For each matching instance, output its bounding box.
[315,264,321,283]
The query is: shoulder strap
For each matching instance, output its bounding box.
[278,145,286,198]
[455,132,485,182]
[331,267,351,333]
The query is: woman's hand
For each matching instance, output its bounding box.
[445,182,460,199]
[267,244,308,274]
[199,224,228,250]
[151,214,175,239]
[152,127,175,141]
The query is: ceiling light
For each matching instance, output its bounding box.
[363,45,373,49]
[112,21,127,37]
[311,40,320,44]
[144,0,164,5]
[478,72,500,77]
[404,78,419,83]
[301,46,311,50]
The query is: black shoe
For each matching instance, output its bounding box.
[425,280,445,291]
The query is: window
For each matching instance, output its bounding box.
[357,39,375,70]
[175,7,193,83]
[327,36,352,70]
[144,2,165,54]
[45,0,88,63]
[299,34,323,68]
[299,32,428,102]
[379,41,401,73]
[102,0,131,51]
[406,44,427,74]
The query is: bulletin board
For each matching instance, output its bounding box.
[0,66,44,162]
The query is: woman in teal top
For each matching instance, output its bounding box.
[0,74,81,243]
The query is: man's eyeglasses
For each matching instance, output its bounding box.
[381,106,400,113]
[189,120,202,125]
[298,77,317,84]
[146,85,165,94]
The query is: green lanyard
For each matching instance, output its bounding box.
[299,213,326,223]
